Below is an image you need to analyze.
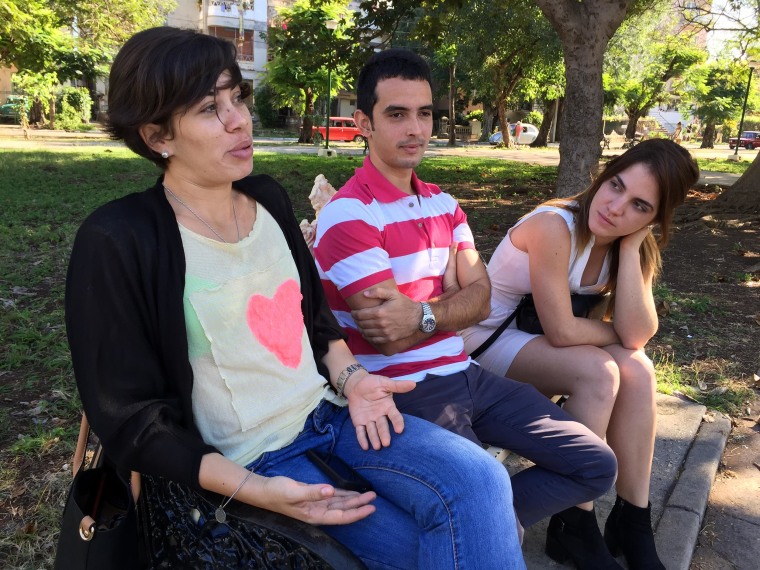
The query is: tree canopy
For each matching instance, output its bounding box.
[1,0,174,82]
[605,7,707,139]
[264,0,361,142]
[678,0,760,212]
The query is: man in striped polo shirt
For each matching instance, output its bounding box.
[314,49,617,535]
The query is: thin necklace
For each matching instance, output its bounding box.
[163,184,240,243]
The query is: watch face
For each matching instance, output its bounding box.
[420,316,436,333]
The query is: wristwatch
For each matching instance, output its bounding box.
[419,302,436,333]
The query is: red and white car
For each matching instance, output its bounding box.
[728,131,760,150]
[313,117,365,143]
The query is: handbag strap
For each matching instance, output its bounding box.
[72,413,142,502]
[73,414,91,477]
[470,296,528,360]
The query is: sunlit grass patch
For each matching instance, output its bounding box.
[654,351,753,415]
[696,157,752,174]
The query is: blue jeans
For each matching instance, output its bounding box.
[246,400,525,570]
[394,364,618,527]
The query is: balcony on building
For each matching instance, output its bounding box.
[205,1,256,30]
[204,1,256,72]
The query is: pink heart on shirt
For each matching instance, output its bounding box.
[246,279,304,369]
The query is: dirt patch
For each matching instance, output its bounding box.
[458,184,760,385]
[655,188,759,384]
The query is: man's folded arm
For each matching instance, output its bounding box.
[347,249,491,356]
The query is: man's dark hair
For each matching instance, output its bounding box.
[106,26,250,168]
[356,49,432,121]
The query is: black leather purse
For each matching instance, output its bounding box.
[56,416,366,569]
[138,474,366,569]
[54,417,138,570]
[516,293,606,335]
[470,293,606,359]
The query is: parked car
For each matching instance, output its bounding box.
[312,117,365,143]
[728,130,760,150]
[0,95,29,124]
[488,122,539,145]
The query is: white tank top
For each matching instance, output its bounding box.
[479,202,611,329]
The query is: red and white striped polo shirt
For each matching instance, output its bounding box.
[314,157,474,381]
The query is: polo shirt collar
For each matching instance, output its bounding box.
[356,156,432,203]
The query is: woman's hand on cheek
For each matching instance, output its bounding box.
[259,475,376,525]
[620,224,653,251]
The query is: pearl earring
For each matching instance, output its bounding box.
[161,151,170,159]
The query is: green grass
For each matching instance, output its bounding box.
[653,283,716,316]
[695,157,751,174]
[654,350,753,414]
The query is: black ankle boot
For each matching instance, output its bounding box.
[604,496,665,569]
[545,507,623,569]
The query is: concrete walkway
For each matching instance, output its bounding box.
[510,393,732,569]
[0,125,751,187]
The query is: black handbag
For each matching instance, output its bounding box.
[54,416,138,570]
[516,293,606,335]
[470,293,606,359]
[138,473,366,569]
[56,418,365,569]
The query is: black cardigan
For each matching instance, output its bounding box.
[65,175,345,489]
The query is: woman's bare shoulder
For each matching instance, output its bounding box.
[512,210,571,250]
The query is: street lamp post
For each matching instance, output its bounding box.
[730,61,758,161]
[323,19,338,153]
[325,66,332,149]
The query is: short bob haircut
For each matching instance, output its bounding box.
[106,26,250,168]
[356,48,432,122]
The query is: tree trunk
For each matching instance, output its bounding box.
[300,87,315,144]
[625,110,643,139]
[700,122,716,148]
[86,76,98,122]
[715,152,760,213]
[49,99,56,130]
[497,98,511,147]
[482,106,496,142]
[448,61,457,147]
[555,97,565,142]
[531,98,556,147]
[534,0,635,197]
[554,40,606,195]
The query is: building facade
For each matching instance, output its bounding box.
[166,0,361,121]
